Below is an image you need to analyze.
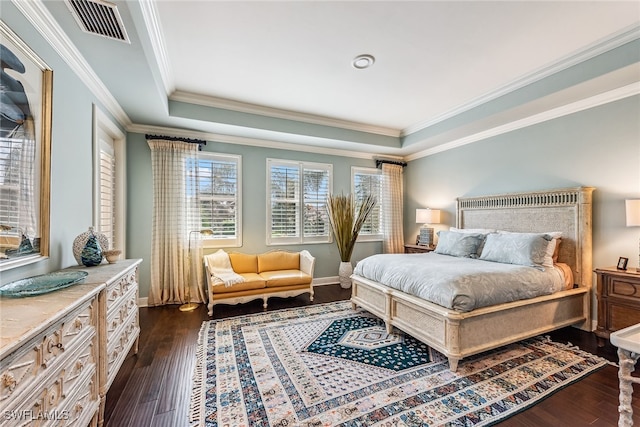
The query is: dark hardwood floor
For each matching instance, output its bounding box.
[105,285,640,426]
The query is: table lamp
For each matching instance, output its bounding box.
[416,208,441,247]
[626,199,640,272]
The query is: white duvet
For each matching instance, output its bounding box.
[352,253,566,312]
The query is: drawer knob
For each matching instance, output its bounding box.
[1,373,16,390]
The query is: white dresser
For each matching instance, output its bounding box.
[0,259,142,427]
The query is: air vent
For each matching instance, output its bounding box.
[66,0,130,43]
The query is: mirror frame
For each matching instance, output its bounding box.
[0,21,52,271]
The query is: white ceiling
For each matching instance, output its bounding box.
[35,0,640,157]
[156,1,639,133]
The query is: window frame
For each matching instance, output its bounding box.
[351,166,383,242]
[266,158,333,245]
[195,152,242,249]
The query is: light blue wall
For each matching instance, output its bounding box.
[1,4,125,285]
[126,133,383,298]
[404,96,640,318]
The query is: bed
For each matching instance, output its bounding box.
[350,187,594,371]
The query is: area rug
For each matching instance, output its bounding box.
[190,301,607,426]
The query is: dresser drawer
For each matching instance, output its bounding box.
[105,269,138,314]
[107,311,140,385]
[105,287,137,345]
[0,299,96,406]
[106,309,138,386]
[55,363,99,427]
[1,333,96,427]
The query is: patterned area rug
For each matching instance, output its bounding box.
[190,301,607,426]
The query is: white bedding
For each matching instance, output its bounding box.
[352,253,566,312]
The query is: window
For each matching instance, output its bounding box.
[97,131,116,248]
[93,106,125,252]
[267,159,332,245]
[352,167,383,241]
[191,153,241,247]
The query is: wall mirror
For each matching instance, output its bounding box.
[0,21,52,272]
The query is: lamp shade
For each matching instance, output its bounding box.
[416,208,441,224]
[626,200,640,227]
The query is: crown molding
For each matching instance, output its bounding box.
[405,82,640,162]
[12,0,131,127]
[139,0,174,95]
[170,91,401,138]
[127,123,382,160]
[402,23,640,137]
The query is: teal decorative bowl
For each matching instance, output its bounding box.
[0,271,89,298]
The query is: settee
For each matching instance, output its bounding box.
[204,249,315,316]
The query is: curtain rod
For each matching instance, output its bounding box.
[145,134,207,150]
[375,158,407,169]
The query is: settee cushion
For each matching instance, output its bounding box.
[260,270,313,288]
[211,273,265,294]
[258,251,300,273]
[229,253,258,274]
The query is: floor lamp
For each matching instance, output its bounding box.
[180,229,213,312]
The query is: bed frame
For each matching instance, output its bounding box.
[351,187,594,371]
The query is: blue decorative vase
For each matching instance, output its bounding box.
[81,234,103,266]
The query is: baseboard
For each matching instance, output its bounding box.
[312,276,340,286]
[138,296,149,307]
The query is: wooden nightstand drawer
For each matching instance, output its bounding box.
[404,244,434,254]
[595,267,640,346]
[610,278,640,300]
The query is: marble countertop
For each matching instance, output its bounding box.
[0,259,141,359]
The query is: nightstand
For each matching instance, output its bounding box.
[404,244,434,254]
[594,267,640,347]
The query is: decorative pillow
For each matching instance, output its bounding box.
[449,227,497,256]
[434,231,485,258]
[496,230,562,268]
[479,232,552,269]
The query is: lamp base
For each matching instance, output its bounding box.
[179,302,199,312]
[419,226,434,246]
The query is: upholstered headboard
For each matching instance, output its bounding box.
[456,187,594,289]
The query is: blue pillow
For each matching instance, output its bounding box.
[434,231,485,258]
[479,232,552,269]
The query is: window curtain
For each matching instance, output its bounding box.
[147,139,206,306]
[381,162,404,253]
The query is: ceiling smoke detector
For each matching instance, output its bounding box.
[352,54,375,70]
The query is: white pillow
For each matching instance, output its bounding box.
[480,232,552,270]
[449,227,496,256]
[496,230,562,268]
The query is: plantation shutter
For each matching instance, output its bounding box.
[352,168,382,239]
[303,167,330,239]
[268,159,332,244]
[98,132,116,249]
[269,162,300,240]
[196,154,240,244]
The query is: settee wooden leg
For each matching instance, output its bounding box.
[263,297,268,310]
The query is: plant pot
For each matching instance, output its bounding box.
[339,261,353,289]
